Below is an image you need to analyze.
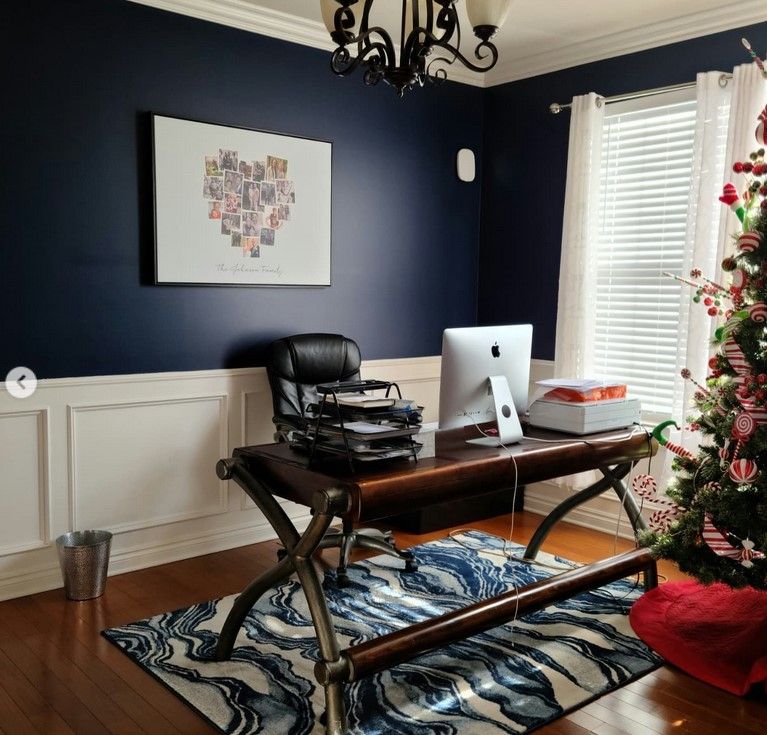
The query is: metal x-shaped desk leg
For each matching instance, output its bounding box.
[214,458,351,734]
[523,462,649,562]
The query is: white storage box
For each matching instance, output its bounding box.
[528,398,641,435]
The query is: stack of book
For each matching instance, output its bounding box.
[528,379,641,435]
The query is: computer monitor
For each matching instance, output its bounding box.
[438,324,533,446]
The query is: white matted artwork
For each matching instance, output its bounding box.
[153,114,332,286]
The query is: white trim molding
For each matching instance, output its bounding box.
[126,0,766,87]
[0,408,51,556]
[485,2,767,85]
[0,356,441,601]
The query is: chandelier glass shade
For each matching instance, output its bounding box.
[320,0,511,96]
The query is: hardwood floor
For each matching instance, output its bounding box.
[0,511,764,734]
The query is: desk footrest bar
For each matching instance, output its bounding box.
[342,548,656,682]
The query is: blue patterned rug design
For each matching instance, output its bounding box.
[103,532,660,734]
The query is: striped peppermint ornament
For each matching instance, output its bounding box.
[739,539,765,568]
[731,268,749,290]
[749,302,767,323]
[737,231,762,252]
[732,411,756,440]
[728,458,759,483]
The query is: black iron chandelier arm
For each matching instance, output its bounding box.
[330,31,393,78]
[421,32,499,74]
[432,3,458,48]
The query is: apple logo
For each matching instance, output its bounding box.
[491,342,500,358]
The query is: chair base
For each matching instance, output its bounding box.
[279,528,417,587]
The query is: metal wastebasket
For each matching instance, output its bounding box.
[56,530,113,600]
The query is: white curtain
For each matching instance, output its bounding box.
[552,93,604,489]
[661,72,733,486]
[554,93,605,380]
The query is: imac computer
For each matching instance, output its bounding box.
[438,324,533,447]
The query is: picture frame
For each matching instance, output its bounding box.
[152,114,332,286]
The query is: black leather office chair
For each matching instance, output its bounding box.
[265,333,417,586]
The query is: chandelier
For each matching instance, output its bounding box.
[320,1,511,97]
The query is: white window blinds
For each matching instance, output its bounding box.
[594,92,697,415]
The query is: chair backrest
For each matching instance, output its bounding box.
[265,333,362,424]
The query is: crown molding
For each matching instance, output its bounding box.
[126,0,765,89]
[484,1,767,86]
[125,0,484,87]
[127,0,335,50]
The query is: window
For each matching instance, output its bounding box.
[593,90,700,416]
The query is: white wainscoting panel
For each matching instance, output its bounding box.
[0,409,49,555]
[0,354,658,601]
[0,357,441,601]
[69,395,229,534]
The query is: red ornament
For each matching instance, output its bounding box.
[734,161,745,173]
[728,458,759,483]
[709,356,719,369]
[732,411,756,440]
[707,306,718,316]
[737,231,762,253]
[744,162,754,173]
[720,183,741,206]
[757,374,767,384]
[731,269,749,290]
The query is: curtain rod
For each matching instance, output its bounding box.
[548,73,732,114]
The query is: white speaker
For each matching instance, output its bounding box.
[456,148,476,182]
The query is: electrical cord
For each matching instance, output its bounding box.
[447,414,657,612]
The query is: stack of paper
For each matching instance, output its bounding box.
[534,378,627,404]
[529,379,638,435]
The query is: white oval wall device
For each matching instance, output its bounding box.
[456,148,475,182]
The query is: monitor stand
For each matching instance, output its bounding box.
[466,375,524,447]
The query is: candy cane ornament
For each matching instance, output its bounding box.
[651,420,697,462]
[630,474,682,532]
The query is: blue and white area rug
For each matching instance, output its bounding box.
[103,532,661,734]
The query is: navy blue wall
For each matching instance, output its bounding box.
[479,21,767,361]
[0,0,483,379]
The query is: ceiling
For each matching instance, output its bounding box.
[130,0,767,85]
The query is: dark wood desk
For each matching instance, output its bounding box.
[215,425,658,735]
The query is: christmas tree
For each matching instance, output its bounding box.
[641,43,767,589]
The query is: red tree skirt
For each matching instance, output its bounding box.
[630,581,767,695]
